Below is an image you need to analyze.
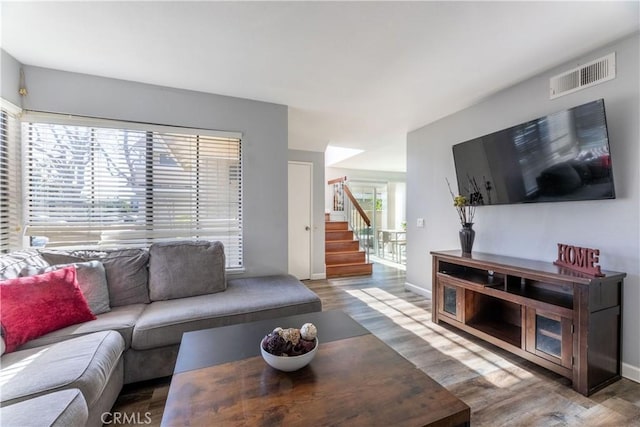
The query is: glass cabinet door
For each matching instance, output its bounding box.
[526,308,572,369]
[443,286,458,316]
[438,283,463,322]
[535,315,562,358]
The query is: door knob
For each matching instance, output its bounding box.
[305,226,311,231]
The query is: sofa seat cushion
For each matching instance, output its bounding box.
[0,331,125,408]
[0,389,88,427]
[132,275,322,350]
[18,304,146,351]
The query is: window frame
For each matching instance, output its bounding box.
[21,112,244,270]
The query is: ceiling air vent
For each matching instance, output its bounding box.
[549,52,616,99]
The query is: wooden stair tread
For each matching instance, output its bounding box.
[325,250,366,266]
[325,244,360,251]
[324,230,355,240]
[327,262,373,268]
[326,262,373,278]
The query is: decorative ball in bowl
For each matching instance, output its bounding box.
[260,323,318,372]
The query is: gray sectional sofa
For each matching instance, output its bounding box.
[0,241,322,426]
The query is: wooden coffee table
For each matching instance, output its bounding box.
[161,311,470,426]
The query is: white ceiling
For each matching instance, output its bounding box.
[1,2,638,172]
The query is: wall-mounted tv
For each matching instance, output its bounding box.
[452,99,615,205]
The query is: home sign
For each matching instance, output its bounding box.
[554,243,604,277]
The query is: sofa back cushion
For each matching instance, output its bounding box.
[0,250,50,280]
[100,249,150,306]
[41,249,150,307]
[21,261,111,315]
[148,240,226,301]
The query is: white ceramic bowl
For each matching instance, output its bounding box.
[260,338,319,372]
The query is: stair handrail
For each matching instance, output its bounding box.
[327,176,347,185]
[328,177,371,263]
[343,185,371,227]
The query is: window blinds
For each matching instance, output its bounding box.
[0,102,22,254]
[23,115,243,270]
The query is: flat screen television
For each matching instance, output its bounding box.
[452,99,615,205]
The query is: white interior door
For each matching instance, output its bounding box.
[288,161,312,280]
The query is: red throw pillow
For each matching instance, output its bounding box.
[0,266,96,353]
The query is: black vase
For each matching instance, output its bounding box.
[459,223,475,255]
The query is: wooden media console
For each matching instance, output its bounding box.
[431,250,626,396]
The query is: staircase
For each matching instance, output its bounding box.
[325,215,373,278]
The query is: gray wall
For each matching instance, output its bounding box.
[1,50,21,106]
[6,61,289,278]
[288,149,326,278]
[406,33,639,381]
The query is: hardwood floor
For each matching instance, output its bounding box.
[111,263,640,426]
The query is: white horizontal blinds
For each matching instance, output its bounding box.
[0,110,9,253]
[148,132,243,268]
[24,117,243,270]
[0,105,22,253]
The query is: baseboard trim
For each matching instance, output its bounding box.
[404,281,432,299]
[310,273,326,280]
[622,362,640,383]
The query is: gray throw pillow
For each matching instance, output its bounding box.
[40,249,150,307]
[40,251,94,267]
[0,250,50,280]
[148,241,226,301]
[40,250,106,266]
[20,261,111,315]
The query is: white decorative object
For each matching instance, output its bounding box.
[300,323,317,340]
[260,338,318,372]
